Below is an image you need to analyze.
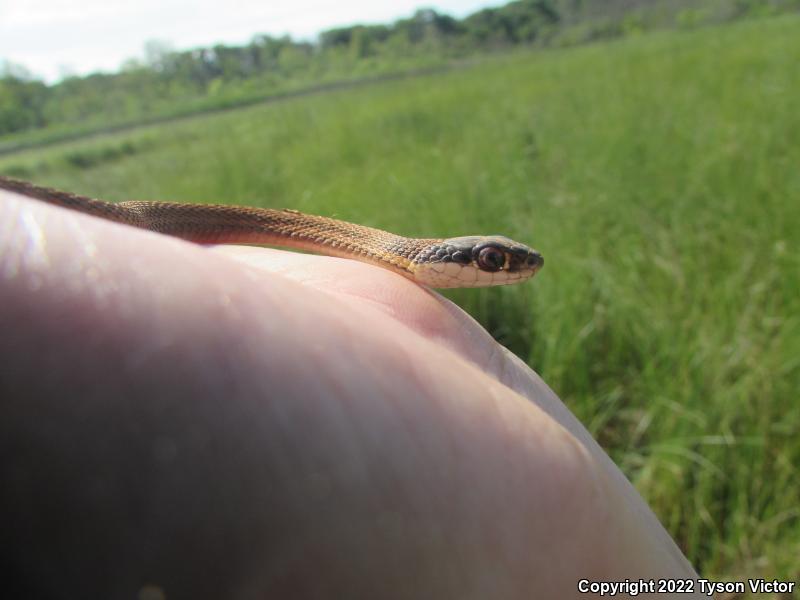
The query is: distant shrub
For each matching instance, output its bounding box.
[62,139,146,170]
[622,13,646,36]
[676,9,711,29]
[3,164,34,178]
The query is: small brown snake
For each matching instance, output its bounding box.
[0,175,543,288]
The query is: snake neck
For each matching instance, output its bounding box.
[119,202,440,277]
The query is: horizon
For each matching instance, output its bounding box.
[0,0,502,84]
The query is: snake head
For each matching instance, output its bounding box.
[412,235,543,288]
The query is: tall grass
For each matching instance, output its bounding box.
[2,14,798,590]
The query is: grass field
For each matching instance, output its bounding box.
[2,13,798,592]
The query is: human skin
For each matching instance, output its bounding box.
[0,188,703,599]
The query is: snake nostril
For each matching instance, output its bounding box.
[527,253,543,267]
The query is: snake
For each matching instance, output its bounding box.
[0,175,543,288]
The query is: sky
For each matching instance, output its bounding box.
[0,0,501,83]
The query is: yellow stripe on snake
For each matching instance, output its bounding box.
[0,175,543,288]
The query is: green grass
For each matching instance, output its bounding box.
[2,13,799,591]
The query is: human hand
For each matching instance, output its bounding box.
[0,188,701,598]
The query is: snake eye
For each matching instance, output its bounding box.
[477,246,505,272]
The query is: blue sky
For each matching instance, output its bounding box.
[0,0,501,83]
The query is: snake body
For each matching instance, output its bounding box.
[0,175,542,288]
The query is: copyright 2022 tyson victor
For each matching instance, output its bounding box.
[577,578,795,596]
